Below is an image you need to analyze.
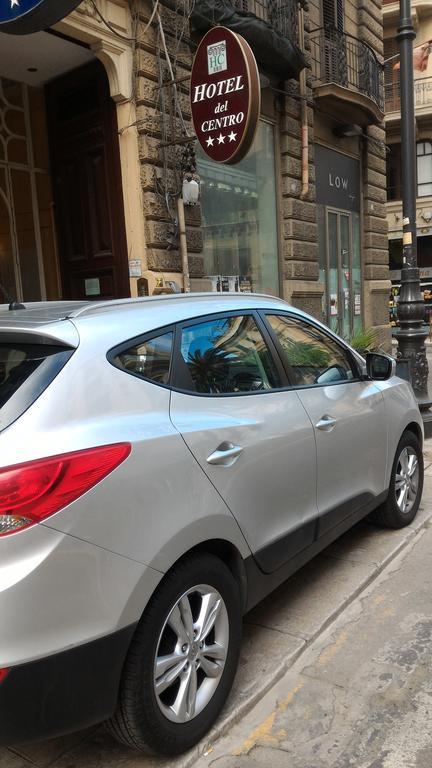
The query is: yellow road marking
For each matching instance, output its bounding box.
[233,684,303,754]
[318,631,348,665]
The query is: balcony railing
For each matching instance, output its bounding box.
[310,28,384,112]
[232,0,299,43]
[385,76,432,113]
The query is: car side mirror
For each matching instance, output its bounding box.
[366,352,396,381]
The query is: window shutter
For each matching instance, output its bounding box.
[384,37,400,111]
[323,0,344,32]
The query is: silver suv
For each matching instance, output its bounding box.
[0,294,423,755]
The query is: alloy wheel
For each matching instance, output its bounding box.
[395,446,419,515]
[153,584,229,723]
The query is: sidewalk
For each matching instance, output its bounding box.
[196,477,432,767]
[3,442,432,768]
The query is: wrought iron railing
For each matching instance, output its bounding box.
[385,76,432,113]
[309,28,384,112]
[232,0,299,43]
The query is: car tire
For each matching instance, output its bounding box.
[107,553,242,755]
[373,430,423,529]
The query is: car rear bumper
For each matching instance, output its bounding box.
[0,625,136,745]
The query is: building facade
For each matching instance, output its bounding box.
[384,0,432,325]
[0,0,389,343]
[0,0,145,303]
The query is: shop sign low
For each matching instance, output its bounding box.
[0,0,82,35]
[191,26,261,165]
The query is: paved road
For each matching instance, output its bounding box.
[196,483,432,767]
[2,447,432,768]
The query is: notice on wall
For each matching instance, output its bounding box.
[330,294,338,316]
[129,259,142,278]
[85,278,100,297]
[355,294,361,315]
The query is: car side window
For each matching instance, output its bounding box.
[112,331,173,385]
[266,315,356,387]
[178,315,281,394]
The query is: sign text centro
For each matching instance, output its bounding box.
[0,0,82,35]
[190,27,261,165]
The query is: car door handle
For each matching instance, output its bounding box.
[315,415,337,432]
[207,442,244,466]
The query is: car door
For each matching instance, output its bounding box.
[169,311,318,573]
[263,312,388,538]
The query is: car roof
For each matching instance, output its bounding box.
[0,294,290,322]
[0,294,297,341]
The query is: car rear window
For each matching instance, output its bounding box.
[0,343,73,431]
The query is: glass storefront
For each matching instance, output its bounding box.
[319,208,361,338]
[197,120,280,296]
[315,145,362,338]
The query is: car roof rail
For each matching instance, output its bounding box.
[67,292,282,318]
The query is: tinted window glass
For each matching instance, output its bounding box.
[267,315,355,387]
[0,343,73,431]
[0,344,66,407]
[113,332,173,385]
[179,315,280,394]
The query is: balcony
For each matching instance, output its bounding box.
[232,0,299,43]
[309,28,385,126]
[191,0,306,80]
[386,76,432,120]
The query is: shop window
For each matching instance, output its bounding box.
[197,121,280,296]
[417,142,432,197]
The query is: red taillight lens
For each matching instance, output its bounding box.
[0,667,9,685]
[0,443,131,536]
[0,669,9,684]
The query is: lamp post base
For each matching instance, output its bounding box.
[395,266,430,407]
[395,333,430,407]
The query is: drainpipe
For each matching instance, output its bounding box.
[177,196,190,292]
[299,4,309,199]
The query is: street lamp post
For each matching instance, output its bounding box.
[395,0,430,405]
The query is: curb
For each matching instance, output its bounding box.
[178,499,432,767]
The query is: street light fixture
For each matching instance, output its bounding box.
[395,0,430,406]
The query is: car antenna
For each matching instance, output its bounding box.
[0,281,26,311]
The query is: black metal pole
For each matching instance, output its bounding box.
[395,0,430,405]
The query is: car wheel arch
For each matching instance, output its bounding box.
[403,421,423,447]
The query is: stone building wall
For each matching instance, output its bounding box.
[133,0,389,338]
[135,0,202,292]
[279,77,323,318]
[358,0,391,344]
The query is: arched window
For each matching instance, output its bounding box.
[417,141,432,197]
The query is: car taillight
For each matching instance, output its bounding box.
[0,443,131,536]
[0,669,9,684]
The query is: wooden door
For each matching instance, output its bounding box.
[46,60,129,300]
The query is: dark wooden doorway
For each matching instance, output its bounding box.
[46,60,130,300]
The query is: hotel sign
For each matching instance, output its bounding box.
[191,26,261,165]
[0,0,81,34]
